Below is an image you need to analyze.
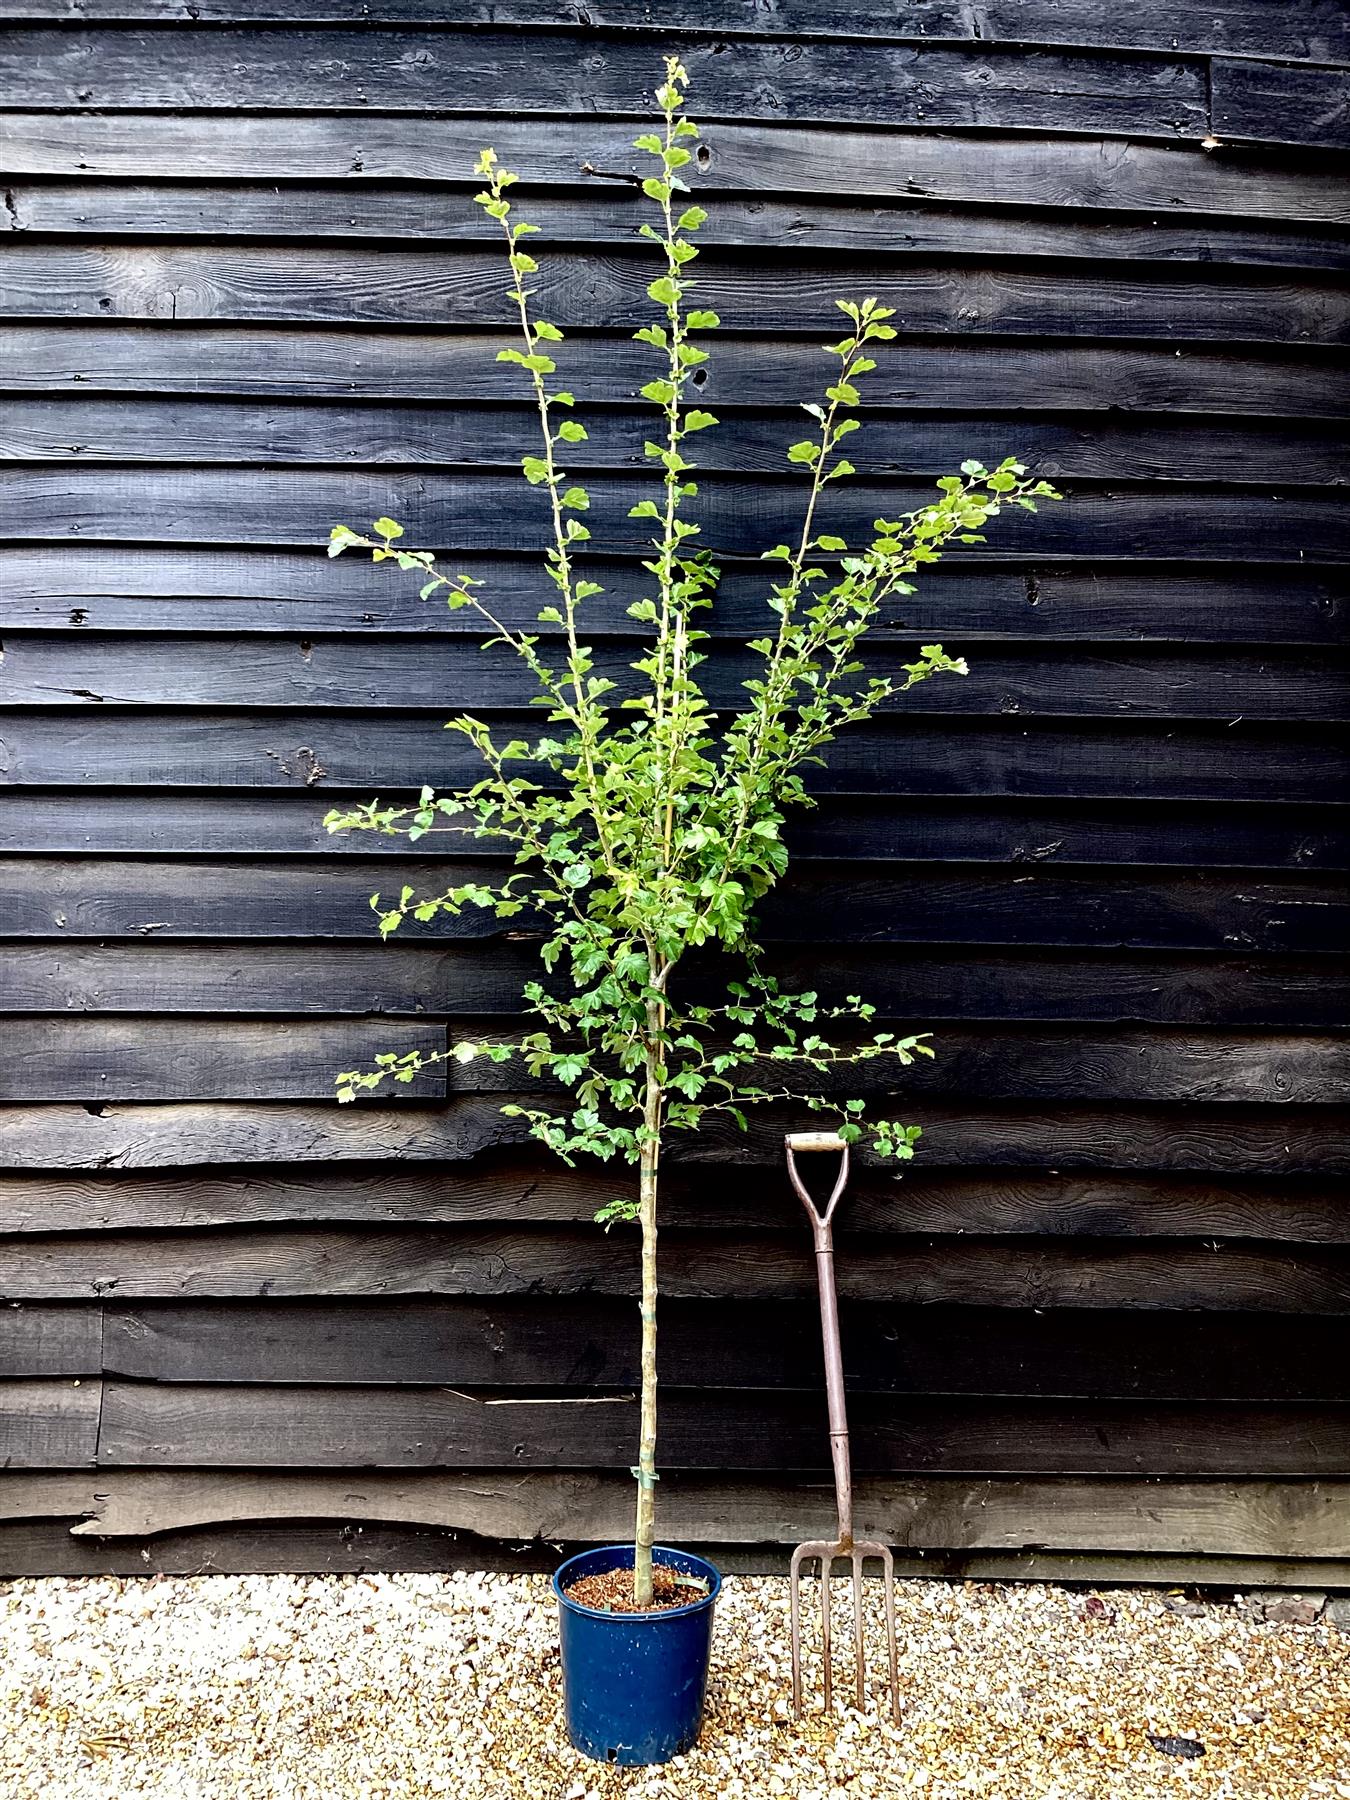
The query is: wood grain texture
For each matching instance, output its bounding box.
[0,1378,101,1468]
[4,114,1343,222]
[0,1304,101,1377]
[7,1161,1347,1241]
[1212,56,1350,151]
[97,1300,1350,1397]
[4,940,1345,1027]
[3,792,1342,869]
[8,182,1346,273]
[2,546,1347,642]
[6,1224,1350,1310]
[2,1019,446,1101]
[7,329,1344,419]
[94,1380,1350,1474]
[4,1511,1347,1584]
[6,247,1342,344]
[5,633,1345,721]
[2,1098,1347,1177]
[7,715,1345,807]
[6,1020,1346,1107]
[0,1467,1328,1561]
[5,469,1345,565]
[10,398,1348,487]
[4,858,1344,952]
[0,29,1212,138]
[0,2,1346,62]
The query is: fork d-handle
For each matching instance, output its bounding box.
[785,1132,854,1549]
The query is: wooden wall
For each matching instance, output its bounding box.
[1,2,1348,1582]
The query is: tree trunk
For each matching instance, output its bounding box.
[632,1040,662,1607]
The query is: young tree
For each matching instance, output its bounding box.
[325,59,1060,1606]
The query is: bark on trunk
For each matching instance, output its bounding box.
[632,1040,662,1608]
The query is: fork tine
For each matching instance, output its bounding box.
[820,1552,833,1713]
[879,1544,900,1722]
[852,1550,866,1709]
[789,1543,806,1718]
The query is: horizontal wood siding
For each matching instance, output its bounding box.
[0,1,1346,1578]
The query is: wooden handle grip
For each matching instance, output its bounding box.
[785,1131,847,1153]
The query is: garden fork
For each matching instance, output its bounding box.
[786,1131,899,1721]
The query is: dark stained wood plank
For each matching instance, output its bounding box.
[4,115,1341,224]
[6,1512,1348,1584]
[2,1020,446,1102]
[9,1224,1350,1312]
[2,792,1341,870]
[1010,568,1349,645]
[8,181,1345,273]
[7,1019,1344,1107]
[785,797,1350,869]
[0,29,1211,138]
[5,469,1345,563]
[3,1098,1344,1174]
[100,1300,1350,1399]
[4,858,1344,954]
[0,1379,100,1468]
[4,941,1345,1027]
[95,1380,1350,1474]
[5,633,1344,722]
[7,397,1346,488]
[1213,57,1350,152]
[8,1466,1345,1562]
[3,548,1345,644]
[1,3,1347,61]
[5,713,1346,807]
[7,1161,1348,1241]
[978,0,1350,59]
[5,246,1340,343]
[0,1304,101,1377]
[6,328,1343,419]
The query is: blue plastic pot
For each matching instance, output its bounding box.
[553,1544,722,1766]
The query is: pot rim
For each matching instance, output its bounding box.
[553,1544,722,1623]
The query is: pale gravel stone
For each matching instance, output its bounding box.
[0,1571,1347,1799]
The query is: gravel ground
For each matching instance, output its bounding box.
[2,1570,1347,1800]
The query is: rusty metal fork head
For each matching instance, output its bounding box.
[790,1539,899,1720]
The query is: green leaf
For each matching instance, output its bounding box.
[557,420,588,442]
[686,309,720,330]
[521,455,550,485]
[682,410,718,432]
[372,517,403,539]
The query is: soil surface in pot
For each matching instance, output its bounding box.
[564,1564,708,1614]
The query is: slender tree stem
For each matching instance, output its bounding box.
[633,1017,663,1607]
